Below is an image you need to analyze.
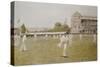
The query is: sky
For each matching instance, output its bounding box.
[14,1,97,28]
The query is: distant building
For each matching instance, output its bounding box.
[71,12,97,34]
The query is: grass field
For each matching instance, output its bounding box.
[13,35,97,65]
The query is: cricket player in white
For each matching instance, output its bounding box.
[20,34,27,51]
[93,34,96,43]
[58,32,70,58]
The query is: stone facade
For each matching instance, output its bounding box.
[71,12,97,34]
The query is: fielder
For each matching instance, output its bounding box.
[20,34,27,51]
[58,32,70,58]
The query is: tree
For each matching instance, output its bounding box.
[62,24,70,32]
[20,24,26,33]
[48,22,70,32]
[55,22,62,28]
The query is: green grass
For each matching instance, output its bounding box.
[13,35,97,65]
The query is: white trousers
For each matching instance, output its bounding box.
[20,38,27,51]
[63,43,67,56]
[58,42,68,56]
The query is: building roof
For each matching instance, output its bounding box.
[72,11,82,17]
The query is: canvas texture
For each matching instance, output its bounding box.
[11,1,97,66]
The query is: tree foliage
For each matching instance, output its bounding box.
[20,24,27,33]
[55,22,62,28]
[48,22,70,32]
